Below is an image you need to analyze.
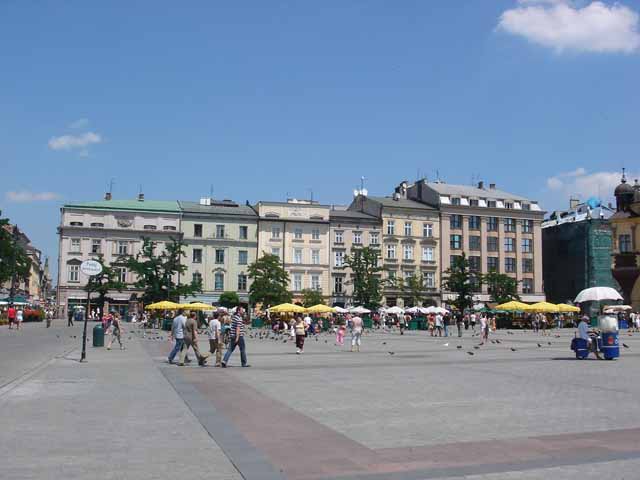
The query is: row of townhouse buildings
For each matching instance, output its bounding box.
[57,180,545,317]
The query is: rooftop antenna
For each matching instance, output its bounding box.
[138,184,143,194]
[436,170,440,182]
[108,178,115,194]
[360,176,365,191]
[209,184,214,199]
[308,188,314,202]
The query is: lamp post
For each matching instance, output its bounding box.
[79,260,103,363]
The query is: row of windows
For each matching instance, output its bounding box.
[270,226,321,240]
[449,216,533,233]
[450,255,534,273]
[192,272,248,292]
[291,274,322,291]
[385,221,434,237]
[382,245,436,262]
[334,230,380,245]
[192,248,249,265]
[193,224,249,239]
[68,221,177,231]
[71,239,134,256]
[449,198,531,210]
[68,265,127,283]
[333,271,437,294]
[449,235,533,253]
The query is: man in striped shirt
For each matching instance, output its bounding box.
[221,307,250,368]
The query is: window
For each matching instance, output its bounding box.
[470,275,482,292]
[335,230,344,243]
[387,220,395,235]
[70,221,83,226]
[450,215,462,229]
[370,232,379,245]
[294,248,303,264]
[522,238,532,253]
[469,216,481,230]
[404,221,412,236]
[403,244,413,260]
[386,244,396,259]
[239,226,248,240]
[469,256,481,272]
[215,249,225,264]
[619,234,632,253]
[90,222,104,228]
[487,236,498,252]
[116,267,127,283]
[334,251,345,267]
[91,240,101,254]
[504,202,513,209]
[403,270,414,281]
[311,249,320,265]
[238,250,248,265]
[422,247,434,261]
[504,218,516,232]
[293,274,302,291]
[311,275,321,291]
[387,270,396,281]
[271,226,281,239]
[469,199,479,207]
[423,223,433,238]
[192,272,202,285]
[451,197,461,206]
[353,232,362,244]
[450,234,462,250]
[505,257,516,273]
[216,225,225,239]
[117,241,128,255]
[194,224,203,237]
[522,220,533,233]
[271,247,281,259]
[469,236,481,251]
[70,238,81,252]
[163,225,177,231]
[522,258,533,273]
[450,255,462,267]
[522,278,533,294]
[238,274,247,292]
[504,237,514,252]
[487,200,497,208]
[68,264,79,282]
[425,272,435,288]
[311,228,320,240]
[487,217,498,231]
[334,276,343,294]
[143,225,157,230]
[214,272,224,290]
[294,228,303,239]
[487,257,499,272]
[522,204,531,211]
[192,248,202,263]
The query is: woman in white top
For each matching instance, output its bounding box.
[16,309,24,330]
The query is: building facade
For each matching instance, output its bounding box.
[542,199,616,304]
[405,179,545,303]
[351,193,441,307]
[178,198,258,305]
[328,206,381,307]
[57,196,182,317]
[255,200,331,302]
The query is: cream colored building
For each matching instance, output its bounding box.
[329,206,381,307]
[352,193,441,307]
[255,200,331,301]
[405,179,545,303]
[178,199,258,305]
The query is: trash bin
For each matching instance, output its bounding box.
[599,315,619,360]
[162,318,172,331]
[252,317,263,328]
[92,324,104,347]
[409,319,418,330]
[363,317,373,329]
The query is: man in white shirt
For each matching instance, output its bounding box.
[168,310,186,365]
[578,316,601,359]
[208,314,222,367]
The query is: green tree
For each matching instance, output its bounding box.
[219,291,240,308]
[248,253,291,308]
[124,237,202,303]
[0,219,31,290]
[301,288,324,307]
[441,253,478,313]
[344,246,384,310]
[84,256,126,315]
[401,273,427,307]
[483,270,520,304]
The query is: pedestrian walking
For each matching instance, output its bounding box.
[67,308,74,327]
[73,308,84,327]
[470,312,477,334]
[295,316,307,354]
[435,313,443,337]
[336,320,346,346]
[180,312,209,366]
[106,313,125,350]
[443,313,450,337]
[456,313,463,337]
[15,307,23,330]
[168,310,186,365]
[207,313,222,367]
[7,304,16,329]
[45,309,53,328]
[479,315,488,345]
[351,315,363,352]
[222,307,250,368]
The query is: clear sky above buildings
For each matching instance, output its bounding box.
[2,1,640,273]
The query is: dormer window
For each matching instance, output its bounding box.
[451,197,461,206]
[90,222,104,228]
[70,221,83,226]
[143,225,157,230]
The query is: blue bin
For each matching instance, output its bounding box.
[571,338,590,359]
[600,332,619,360]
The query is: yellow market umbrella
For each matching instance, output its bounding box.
[145,301,181,310]
[305,304,336,314]
[269,303,306,314]
[180,302,216,311]
[556,303,580,313]
[529,301,560,313]
[495,301,533,312]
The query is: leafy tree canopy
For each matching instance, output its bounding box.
[344,246,384,310]
[301,288,324,307]
[248,253,291,308]
[483,270,520,305]
[0,219,31,289]
[441,253,478,313]
[219,291,240,308]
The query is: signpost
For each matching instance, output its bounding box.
[80,260,103,362]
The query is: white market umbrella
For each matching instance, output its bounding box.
[426,306,448,315]
[350,306,371,314]
[333,306,349,314]
[473,303,486,311]
[575,287,623,304]
[386,306,405,316]
[603,305,632,313]
[405,306,421,314]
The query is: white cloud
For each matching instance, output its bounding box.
[545,168,636,200]
[6,191,62,203]
[48,132,102,151]
[498,1,640,53]
[547,177,564,190]
[69,118,89,129]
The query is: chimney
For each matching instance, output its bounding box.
[489,183,496,190]
[569,196,579,210]
[477,181,484,190]
[104,192,112,201]
[137,193,145,202]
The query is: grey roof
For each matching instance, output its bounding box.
[330,209,379,221]
[424,182,532,202]
[369,196,436,210]
[178,201,257,217]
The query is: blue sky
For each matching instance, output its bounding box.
[2,1,640,277]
